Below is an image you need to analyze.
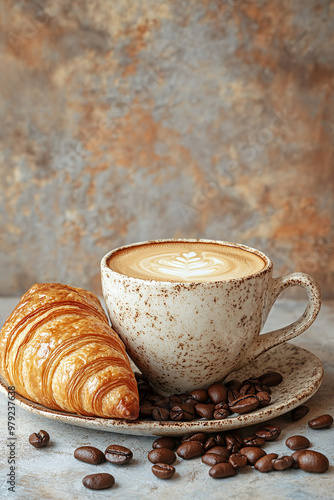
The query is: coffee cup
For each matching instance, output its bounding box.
[101,239,321,395]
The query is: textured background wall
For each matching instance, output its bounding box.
[0,0,333,298]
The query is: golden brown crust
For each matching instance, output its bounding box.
[0,283,139,419]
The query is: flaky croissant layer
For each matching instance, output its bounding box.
[0,283,139,419]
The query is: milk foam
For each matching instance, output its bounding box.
[108,242,266,282]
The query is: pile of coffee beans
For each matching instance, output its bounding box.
[146,411,331,480]
[137,371,282,422]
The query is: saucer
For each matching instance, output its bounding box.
[0,343,323,437]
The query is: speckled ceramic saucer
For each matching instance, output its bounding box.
[0,343,323,437]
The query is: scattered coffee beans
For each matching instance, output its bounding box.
[291,405,310,421]
[272,455,294,471]
[255,424,281,441]
[105,445,133,465]
[152,463,175,479]
[285,435,310,450]
[209,462,236,479]
[308,414,333,429]
[137,370,283,423]
[29,430,50,448]
[254,453,278,472]
[153,437,177,450]
[148,448,176,465]
[176,441,204,460]
[82,473,114,490]
[297,450,329,473]
[74,446,105,465]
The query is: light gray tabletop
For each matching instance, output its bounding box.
[0,298,333,500]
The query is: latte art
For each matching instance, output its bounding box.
[108,242,266,282]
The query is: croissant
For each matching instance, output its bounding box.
[0,283,139,419]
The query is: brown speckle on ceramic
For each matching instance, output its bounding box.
[0,344,323,437]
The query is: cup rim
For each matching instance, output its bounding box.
[101,238,273,286]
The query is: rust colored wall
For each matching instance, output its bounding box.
[1,0,333,298]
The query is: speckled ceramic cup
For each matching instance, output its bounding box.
[101,239,321,395]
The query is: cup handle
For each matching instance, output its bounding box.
[250,272,321,361]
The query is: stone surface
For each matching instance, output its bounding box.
[0,298,333,499]
[1,1,334,297]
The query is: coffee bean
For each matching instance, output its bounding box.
[169,395,183,406]
[182,432,207,444]
[204,437,216,451]
[297,450,329,473]
[224,379,242,391]
[227,389,242,404]
[152,407,170,421]
[74,446,105,465]
[225,433,243,454]
[148,448,176,465]
[105,445,133,465]
[261,385,272,395]
[176,441,204,460]
[189,389,208,403]
[258,371,282,387]
[213,434,225,446]
[213,403,230,419]
[239,382,257,396]
[209,462,236,479]
[285,435,310,450]
[207,383,227,404]
[170,403,195,421]
[153,437,177,450]
[140,401,155,417]
[255,424,281,441]
[256,391,271,408]
[82,473,115,490]
[228,395,259,414]
[152,463,175,479]
[254,453,278,472]
[239,447,266,465]
[28,430,50,448]
[242,436,266,447]
[207,446,230,459]
[202,453,228,466]
[184,397,198,407]
[228,453,248,468]
[308,414,333,429]
[273,455,294,471]
[195,403,215,419]
[291,405,310,421]
[291,450,306,469]
[154,396,170,409]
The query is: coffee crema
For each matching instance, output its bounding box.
[107,241,266,282]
